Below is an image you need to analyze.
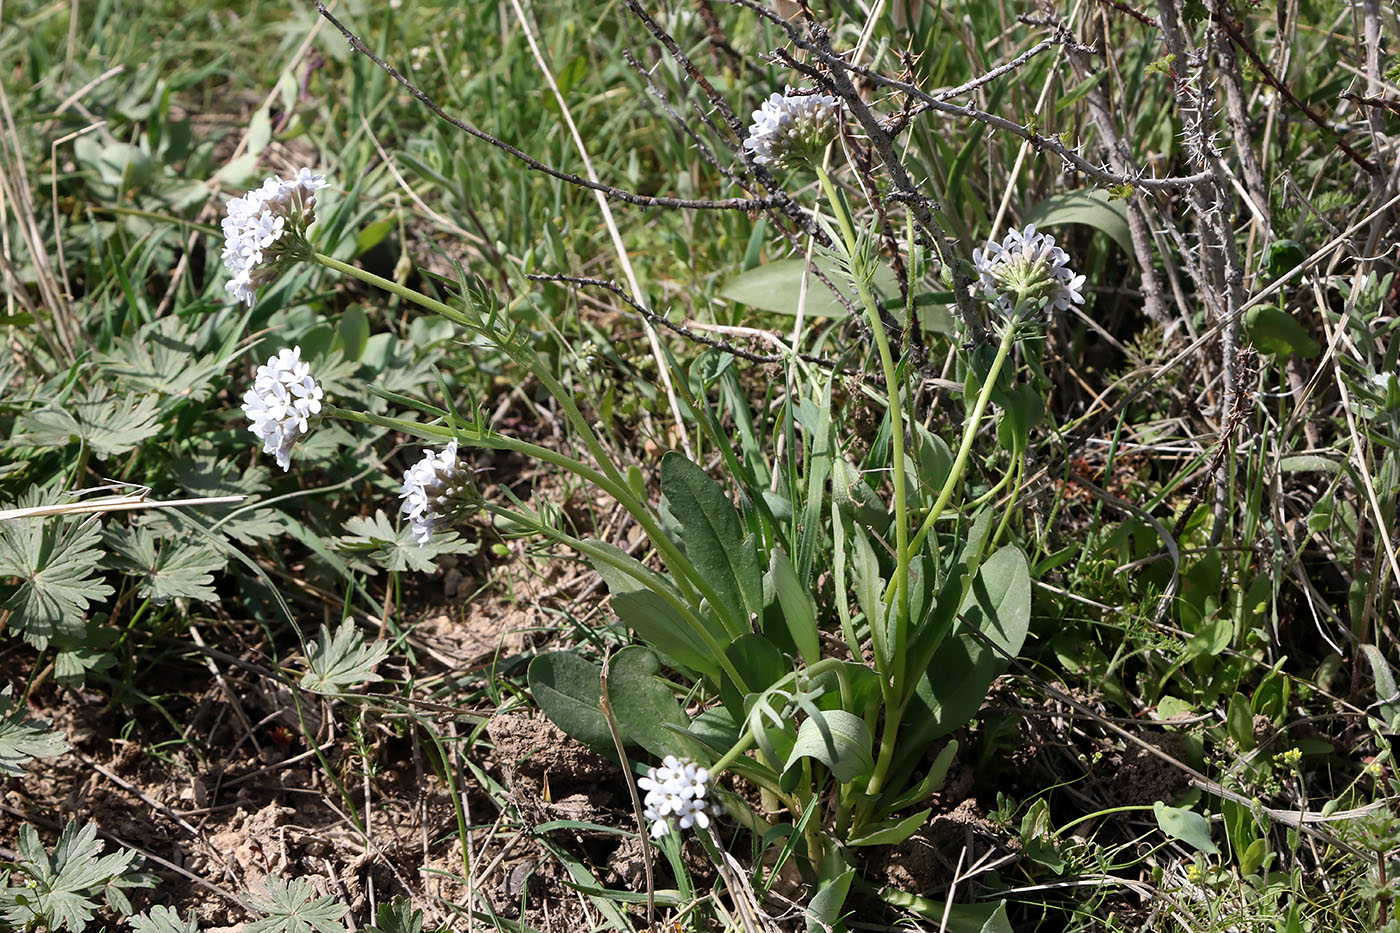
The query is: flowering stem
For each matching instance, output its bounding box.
[813,165,911,682]
[905,313,1022,562]
[309,252,746,636]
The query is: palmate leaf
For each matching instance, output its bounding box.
[335,510,476,574]
[367,897,422,933]
[300,621,390,695]
[103,526,225,603]
[3,821,148,932]
[0,685,67,775]
[15,387,162,459]
[130,905,201,933]
[244,875,349,933]
[0,510,115,649]
[95,315,225,409]
[166,452,287,546]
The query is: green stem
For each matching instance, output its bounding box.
[310,252,747,635]
[813,166,911,687]
[989,452,1025,553]
[906,316,1021,560]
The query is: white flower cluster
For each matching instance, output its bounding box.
[638,755,721,838]
[221,168,329,306]
[399,441,475,545]
[743,87,840,169]
[972,224,1086,315]
[241,346,324,471]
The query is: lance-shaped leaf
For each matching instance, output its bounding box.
[660,452,763,636]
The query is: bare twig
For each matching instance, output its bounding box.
[527,272,847,370]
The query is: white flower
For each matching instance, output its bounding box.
[399,441,475,545]
[241,346,324,471]
[637,755,721,838]
[743,87,840,169]
[220,168,330,306]
[972,224,1086,314]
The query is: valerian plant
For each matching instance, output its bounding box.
[210,67,1067,918]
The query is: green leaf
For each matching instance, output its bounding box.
[0,685,67,776]
[1362,644,1400,729]
[722,257,900,320]
[805,868,854,933]
[245,107,272,156]
[913,547,1031,739]
[354,219,395,256]
[1245,305,1320,358]
[4,821,147,933]
[609,589,720,682]
[1182,617,1231,661]
[1153,801,1219,854]
[660,452,763,634]
[1226,692,1255,751]
[366,897,421,933]
[300,621,390,695]
[15,389,162,459]
[338,306,371,361]
[606,646,704,760]
[977,902,1013,933]
[335,510,477,574]
[686,706,741,754]
[528,652,612,750]
[878,740,957,815]
[1239,836,1268,876]
[1023,189,1132,255]
[103,526,225,603]
[847,808,934,846]
[785,710,874,782]
[1054,69,1109,112]
[245,876,349,933]
[1262,239,1307,281]
[767,548,820,666]
[720,633,787,719]
[0,510,115,649]
[130,905,201,933]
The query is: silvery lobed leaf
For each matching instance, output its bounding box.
[130,905,201,933]
[244,875,349,933]
[0,685,66,776]
[300,621,390,695]
[102,526,225,603]
[0,503,115,649]
[335,510,476,574]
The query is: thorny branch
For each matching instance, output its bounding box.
[718,0,1214,191]
[1211,8,1378,175]
[771,33,985,343]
